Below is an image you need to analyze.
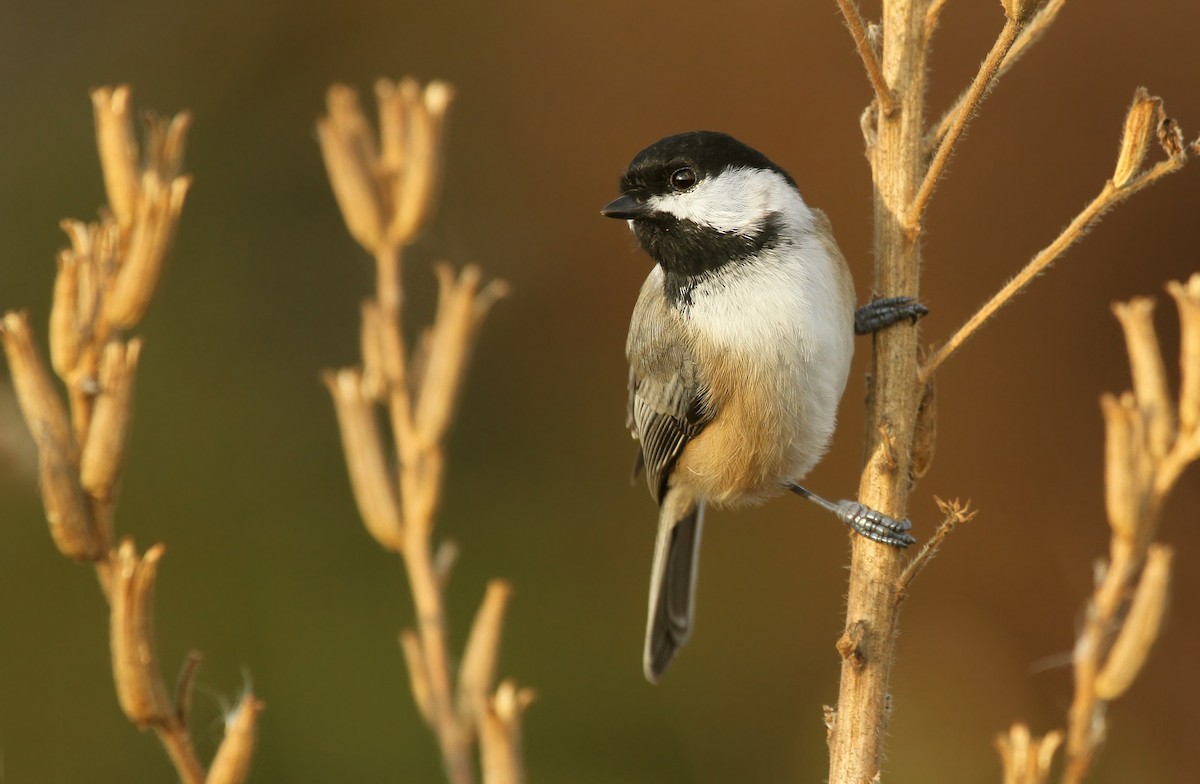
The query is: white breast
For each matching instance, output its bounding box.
[677,233,854,483]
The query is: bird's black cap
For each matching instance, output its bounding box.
[617,131,796,197]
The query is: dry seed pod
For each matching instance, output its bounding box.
[479,680,534,784]
[414,264,508,444]
[110,539,173,726]
[206,693,264,784]
[80,339,143,499]
[107,173,191,330]
[142,111,193,183]
[994,723,1063,784]
[415,265,481,442]
[387,80,455,246]
[91,86,141,232]
[317,86,386,253]
[375,79,409,182]
[457,580,512,731]
[1101,393,1149,546]
[1094,545,1173,699]
[322,369,404,549]
[49,251,84,378]
[0,312,102,560]
[1158,116,1185,158]
[1113,88,1161,188]
[1113,297,1174,460]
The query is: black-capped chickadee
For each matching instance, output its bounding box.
[602,131,925,683]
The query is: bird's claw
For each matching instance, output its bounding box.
[836,500,916,548]
[854,296,928,336]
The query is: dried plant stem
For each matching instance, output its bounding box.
[927,0,1069,152]
[1,86,258,784]
[376,246,403,315]
[827,2,928,782]
[836,0,896,116]
[319,79,528,784]
[157,725,206,784]
[924,0,952,39]
[894,497,975,600]
[919,156,1190,384]
[997,279,1200,782]
[833,0,1193,781]
[403,523,473,783]
[906,17,1020,236]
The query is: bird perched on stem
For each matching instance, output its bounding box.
[602,131,925,682]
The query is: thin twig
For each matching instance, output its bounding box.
[836,0,897,116]
[926,0,1068,152]
[924,0,952,41]
[154,723,206,784]
[894,497,976,600]
[919,156,1189,383]
[906,17,1021,237]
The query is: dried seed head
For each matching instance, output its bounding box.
[141,110,192,183]
[1101,393,1150,547]
[50,251,83,378]
[318,86,386,253]
[1166,274,1200,433]
[80,339,142,500]
[1158,116,1185,159]
[1113,297,1174,460]
[322,369,404,549]
[994,723,1063,784]
[110,539,173,727]
[106,173,191,330]
[457,580,513,734]
[206,692,264,784]
[91,86,141,233]
[1113,88,1162,188]
[479,680,535,784]
[414,265,507,444]
[0,312,103,560]
[386,80,456,246]
[1094,545,1172,700]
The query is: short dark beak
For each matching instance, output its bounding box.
[601,193,650,219]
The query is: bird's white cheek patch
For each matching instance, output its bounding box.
[647,168,804,235]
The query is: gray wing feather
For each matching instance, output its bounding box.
[626,277,712,502]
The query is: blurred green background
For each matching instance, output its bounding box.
[2,1,1199,781]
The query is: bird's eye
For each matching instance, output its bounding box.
[669,167,697,192]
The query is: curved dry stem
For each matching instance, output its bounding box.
[837,0,896,116]
[906,17,1020,236]
[926,0,1069,152]
[919,154,1189,383]
[894,497,976,600]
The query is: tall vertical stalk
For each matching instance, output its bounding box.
[827,3,928,781]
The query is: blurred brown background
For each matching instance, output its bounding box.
[1,1,1198,781]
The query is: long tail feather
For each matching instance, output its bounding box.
[643,496,705,682]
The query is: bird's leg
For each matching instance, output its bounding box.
[786,483,916,547]
[854,296,928,335]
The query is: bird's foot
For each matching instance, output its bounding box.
[835,500,916,548]
[854,296,928,336]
